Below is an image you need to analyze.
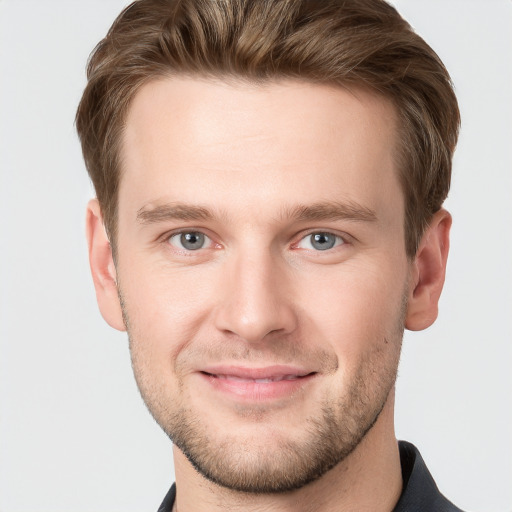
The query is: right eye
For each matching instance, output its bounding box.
[167,231,213,251]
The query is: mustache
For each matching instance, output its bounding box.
[174,338,339,375]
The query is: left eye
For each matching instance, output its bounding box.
[297,232,344,251]
[168,231,212,251]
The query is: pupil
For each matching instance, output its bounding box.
[312,233,335,250]
[181,232,204,250]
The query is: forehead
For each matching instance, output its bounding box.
[119,76,401,224]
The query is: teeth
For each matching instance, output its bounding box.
[215,374,299,382]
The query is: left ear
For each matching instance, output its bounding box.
[405,208,452,331]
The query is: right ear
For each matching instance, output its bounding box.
[85,199,126,331]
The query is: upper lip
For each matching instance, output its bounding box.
[199,365,316,381]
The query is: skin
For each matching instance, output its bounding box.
[86,77,451,511]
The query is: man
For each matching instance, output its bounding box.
[76,0,462,510]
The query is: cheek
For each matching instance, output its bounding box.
[120,265,214,404]
[118,255,218,355]
[296,258,407,352]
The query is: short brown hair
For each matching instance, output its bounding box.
[76,0,460,257]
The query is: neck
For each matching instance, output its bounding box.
[172,394,402,512]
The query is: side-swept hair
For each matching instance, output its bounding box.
[76,0,460,257]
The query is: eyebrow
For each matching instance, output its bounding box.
[137,203,214,224]
[136,200,377,225]
[281,201,377,223]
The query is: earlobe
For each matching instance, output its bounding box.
[85,199,126,332]
[405,209,452,331]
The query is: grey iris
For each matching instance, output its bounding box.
[311,233,336,250]
[181,232,205,250]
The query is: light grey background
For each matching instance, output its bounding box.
[0,1,510,511]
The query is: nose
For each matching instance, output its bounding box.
[213,249,298,344]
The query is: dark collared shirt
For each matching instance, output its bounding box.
[393,441,464,511]
[157,441,464,511]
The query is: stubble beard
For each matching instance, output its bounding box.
[121,292,405,495]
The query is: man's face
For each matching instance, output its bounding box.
[115,77,410,492]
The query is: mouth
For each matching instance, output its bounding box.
[211,373,308,383]
[198,365,318,401]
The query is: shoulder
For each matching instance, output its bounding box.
[394,441,465,512]
[157,482,176,512]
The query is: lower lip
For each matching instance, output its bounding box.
[199,372,316,401]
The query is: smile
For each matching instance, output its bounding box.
[198,366,317,401]
[210,374,306,383]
